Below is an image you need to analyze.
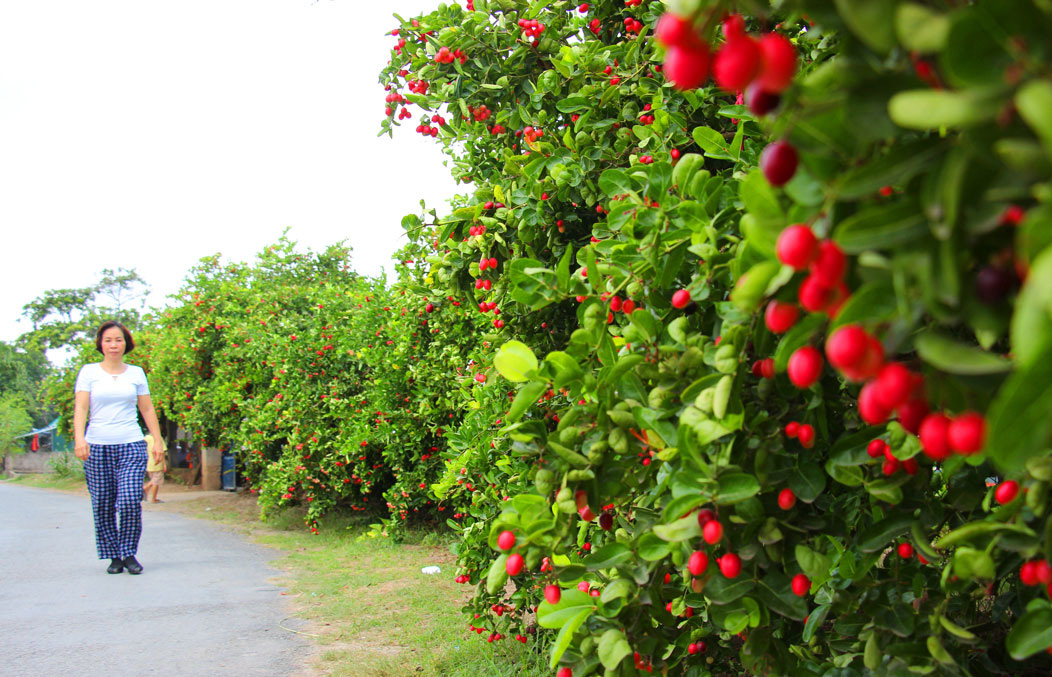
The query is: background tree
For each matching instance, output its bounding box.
[0,392,33,456]
[0,340,50,426]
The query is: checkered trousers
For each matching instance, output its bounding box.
[84,440,148,560]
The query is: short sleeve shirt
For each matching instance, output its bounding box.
[75,363,149,445]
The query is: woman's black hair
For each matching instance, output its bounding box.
[95,320,135,355]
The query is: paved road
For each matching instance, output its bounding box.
[0,482,311,676]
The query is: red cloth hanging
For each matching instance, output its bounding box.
[31,435,39,452]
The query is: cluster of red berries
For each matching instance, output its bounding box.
[489,124,505,134]
[588,18,601,35]
[522,126,544,143]
[783,421,816,448]
[434,46,467,64]
[454,574,471,583]
[517,18,544,39]
[656,13,796,98]
[397,107,411,121]
[687,641,708,655]
[624,0,642,7]
[779,225,849,315]
[468,104,492,122]
[415,124,438,137]
[868,439,919,476]
[623,16,644,34]
[406,79,429,95]
[1019,558,1052,591]
[477,301,499,314]
[479,256,498,271]
[605,295,638,315]
[473,278,492,290]
[384,91,405,106]
[469,224,487,236]
[637,155,654,164]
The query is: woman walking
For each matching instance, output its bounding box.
[73,320,165,575]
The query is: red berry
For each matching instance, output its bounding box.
[609,296,623,312]
[654,13,701,49]
[919,413,953,461]
[825,325,868,370]
[497,530,516,551]
[787,346,823,388]
[599,512,614,531]
[1036,560,1052,584]
[575,490,595,521]
[882,457,900,476]
[671,289,691,309]
[756,33,797,92]
[1020,560,1041,586]
[722,14,746,39]
[948,411,985,455]
[703,520,724,544]
[505,553,524,576]
[995,480,1019,505]
[764,300,799,333]
[776,225,819,270]
[664,44,711,91]
[777,488,796,510]
[898,543,913,559]
[745,82,780,116]
[798,274,834,312]
[696,508,716,526]
[687,643,698,655]
[425,303,435,313]
[718,553,742,578]
[874,363,912,410]
[760,140,798,187]
[791,573,810,596]
[867,439,887,458]
[797,424,815,448]
[809,240,846,285]
[759,358,775,380]
[784,421,800,438]
[902,457,919,475]
[621,299,636,314]
[545,584,562,605]
[713,36,761,91]
[858,381,891,425]
[557,668,573,677]
[896,398,930,435]
[688,551,709,576]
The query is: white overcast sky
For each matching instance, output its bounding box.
[0,0,459,345]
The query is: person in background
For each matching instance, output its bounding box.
[73,320,164,575]
[143,433,167,503]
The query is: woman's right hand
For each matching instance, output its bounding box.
[74,440,90,461]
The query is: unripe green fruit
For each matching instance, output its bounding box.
[695,387,715,414]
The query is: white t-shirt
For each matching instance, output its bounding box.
[75,363,150,445]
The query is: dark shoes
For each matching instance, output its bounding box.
[123,556,143,575]
[107,558,124,574]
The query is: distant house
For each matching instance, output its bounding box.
[3,418,73,474]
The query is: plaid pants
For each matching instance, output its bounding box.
[84,441,148,559]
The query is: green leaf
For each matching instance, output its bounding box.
[703,574,755,604]
[599,169,638,197]
[865,478,904,504]
[537,589,595,629]
[835,0,896,53]
[914,330,1011,375]
[888,90,999,130]
[755,571,808,620]
[859,513,913,552]
[895,3,950,52]
[830,280,898,329]
[1017,79,1052,157]
[836,138,944,200]
[802,604,831,643]
[597,629,633,670]
[584,543,633,570]
[716,473,761,505]
[692,126,733,159]
[1011,245,1052,368]
[1006,608,1052,659]
[833,199,928,253]
[486,553,510,595]
[638,532,673,561]
[739,170,785,257]
[952,546,995,580]
[935,521,1034,549]
[506,381,547,423]
[731,261,782,312]
[795,545,832,585]
[550,607,591,669]
[788,464,827,502]
[773,313,827,371]
[652,512,704,542]
[600,578,636,604]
